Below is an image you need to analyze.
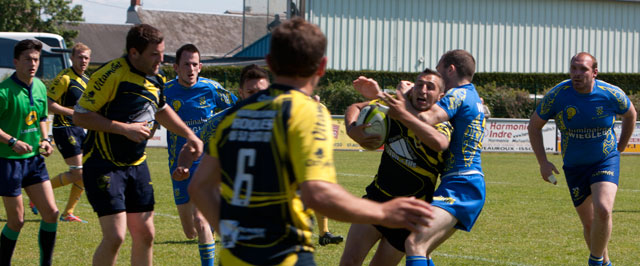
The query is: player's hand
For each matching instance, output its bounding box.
[123,122,151,143]
[353,76,383,100]
[396,80,414,94]
[379,197,433,232]
[184,135,204,160]
[539,160,559,184]
[11,140,33,155]
[380,92,410,121]
[346,123,382,149]
[172,166,190,181]
[39,140,53,157]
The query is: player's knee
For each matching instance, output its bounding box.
[7,217,25,231]
[131,228,155,246]
[68,169,83,182]
[593,203,612,221]
[103,232,126,247]
[41,208,60,223]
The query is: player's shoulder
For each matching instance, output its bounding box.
[595,79,625,95]
[90,57,128,81]
[198,77,224,89]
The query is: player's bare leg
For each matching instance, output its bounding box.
[127,211,155,266]
[370,237,405,266]
[94,213,127,266]
[339,223,382,266]
[405,207,457,260]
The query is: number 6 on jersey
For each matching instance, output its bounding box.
[231,148,256,206]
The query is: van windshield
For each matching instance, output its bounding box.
[38,52,65,80]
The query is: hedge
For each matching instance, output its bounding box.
[79,65,640,118]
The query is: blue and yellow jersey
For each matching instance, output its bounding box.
[208,84,336,265]
[436,83,485,176]
[165,77,237,172]
[0,74,48,159]
[367,99,452,200]
[47,67,88,127]
[536,79,630,166]
[75,56,166,166]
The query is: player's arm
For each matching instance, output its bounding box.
[381,92,449,151]
[188,154,221,232]
[527,112,559,182]
[301,180,433,232]
[155,106,203,160]
[47,99,73,116]
[353,76,383,100]
[74,109,151,143]
[0,128,33,154]
[344,101,382,149]
[617,102,637,152]
[414,104,450,126]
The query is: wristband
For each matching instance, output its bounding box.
[7,137,16,147]
[41,137,52,143]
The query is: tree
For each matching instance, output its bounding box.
[0,0,83,45]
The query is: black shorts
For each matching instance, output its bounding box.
[83,160,154,217]
[52,126,85,159]
[364,185,410,253]
[0,155,49,196]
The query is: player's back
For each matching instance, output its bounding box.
[210,84,336,265]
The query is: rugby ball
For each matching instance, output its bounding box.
[355,104,389,150]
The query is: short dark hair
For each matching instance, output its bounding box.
[175,44,200,64]
[126,24,164,54]
[14,39,42,59]
[439,49,476,81]
[571,52,598,69]
[268,17,327,77]
[240,64,269,88]
[419,68,445,93]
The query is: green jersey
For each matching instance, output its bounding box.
[0,74,48,159]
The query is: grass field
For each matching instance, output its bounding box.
[3,148,640,265]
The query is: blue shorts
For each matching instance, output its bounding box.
[170,161,199,205]
[0,156,50,196]
[432,173,485,232]
[84,161,155,217]
[52,126,85,159]
[563,151,620,207]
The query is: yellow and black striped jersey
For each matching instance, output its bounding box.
[76,56,166,166]
[47,67,88,127]
[208,84,336,265]
[368,99,452,200]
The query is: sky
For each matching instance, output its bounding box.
[71,0,243,24]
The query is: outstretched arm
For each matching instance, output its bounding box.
[381,92,449,151]
[156,107,203,161]
[301,180,433,232]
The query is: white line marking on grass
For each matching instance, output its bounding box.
[55,200,180,219]
[618,188,640,193]
[433,252,534,266]
[338,173,371,177]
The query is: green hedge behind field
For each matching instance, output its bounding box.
[82,65,640,118]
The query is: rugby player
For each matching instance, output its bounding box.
[165,43,237,266]
[44,42,92,223]
[73,24,203,266]
[528,52,636,266]
[340,68,451,266]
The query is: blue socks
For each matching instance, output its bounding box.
[588,254,604,266]
[406,256,429,266]
[199,242,215,266]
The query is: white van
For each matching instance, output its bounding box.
[0,32,71,80]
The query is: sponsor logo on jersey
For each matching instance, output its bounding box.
[25,111,38,126]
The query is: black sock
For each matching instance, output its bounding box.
[0,225,20,266]
[38,221,57,266]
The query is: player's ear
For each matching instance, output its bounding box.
[316,57,327,77]
[197,62,203,73]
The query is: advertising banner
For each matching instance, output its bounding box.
[482,119,556,152]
